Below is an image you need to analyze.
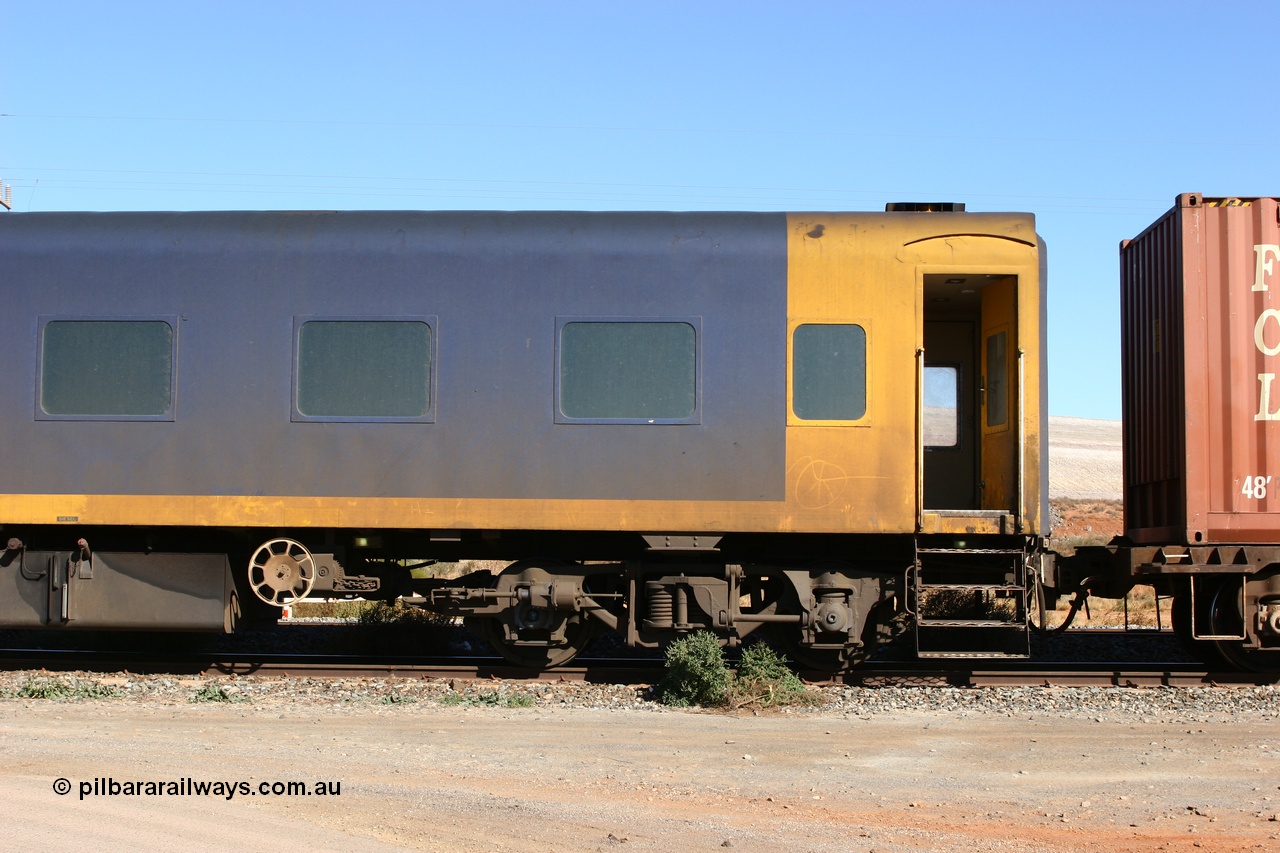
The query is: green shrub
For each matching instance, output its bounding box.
[288,599,377,620]
[189,683,248,704]
[13,677,120,700]
[656,635,820,710]
[658,631,731,707]
[736,642,799,684]
[729,643,816,709]
[352,600,454,654]
[439,690,533,708]
[357,600,431,626]
[919,588,1017,621]
[17,678,74,699]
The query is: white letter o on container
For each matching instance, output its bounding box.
[1256,309,1280,356]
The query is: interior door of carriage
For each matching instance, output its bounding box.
[979,276,1017,512]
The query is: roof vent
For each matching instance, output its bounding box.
[884,202,965,213]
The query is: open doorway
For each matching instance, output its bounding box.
[922,274,1017,512]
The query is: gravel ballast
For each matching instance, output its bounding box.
[2,668,1277,723]
[3,672,1279,853]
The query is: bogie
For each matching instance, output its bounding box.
[415,556,902,670]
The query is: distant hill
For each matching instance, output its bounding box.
[1047,416,1121,500]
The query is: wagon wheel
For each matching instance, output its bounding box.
[467,612,596,669]
[1204,577,1280,675]
[247,538,316,607]
[465,561,598,669]
[766,573,872,674]
[772,624,864,673]
[1170,584,1230,670]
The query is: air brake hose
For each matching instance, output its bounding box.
[1030,577,1094,635]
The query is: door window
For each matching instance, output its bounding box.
[924,365,959,447]
[985,330,1008,428]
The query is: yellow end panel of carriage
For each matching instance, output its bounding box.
[785,214,919,534]
[894,218,1044,535]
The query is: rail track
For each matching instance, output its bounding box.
[0,647,1274,688]
[2,623,1270,688]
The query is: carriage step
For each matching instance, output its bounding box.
[916,548,1027,555]
[916,619,1026,628]
[915,623,1030,659]
[916,650,1032,659]
[919,583,1024,592]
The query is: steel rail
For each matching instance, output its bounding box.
[0,649,661,682]
[1,648,1273,687]
[832,662,1268,688]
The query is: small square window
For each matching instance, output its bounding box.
[792,323,867,421]
[557,319,699,423]
[38,319,176,420]
[294,319,434,421]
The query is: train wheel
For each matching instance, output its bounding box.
[1169,585,1229,669]
[467,613,596,668]
[467,561,598,668]
[1205,578,1280,675]
[225,589,242,633]
[1173,578,1280,675]
[247,538,316,606]
[772,625,864,673]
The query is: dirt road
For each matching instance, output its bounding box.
[3,696,1279,853]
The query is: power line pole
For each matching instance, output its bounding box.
[0,178,12,210]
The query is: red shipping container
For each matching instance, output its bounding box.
[1122,193,1280,544]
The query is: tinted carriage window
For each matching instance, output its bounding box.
[297,321,431,419]
[40,320,174,417]
[924,366,959,447]
[559,321,696,421]
[792,324,866,421]
[986,331,1007,427]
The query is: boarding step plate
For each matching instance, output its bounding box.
[914,543,1031,659]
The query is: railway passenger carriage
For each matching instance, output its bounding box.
[3,206,1048,667]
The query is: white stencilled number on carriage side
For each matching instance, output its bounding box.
[1242,475,1273,500]
[1253,244,1280,420]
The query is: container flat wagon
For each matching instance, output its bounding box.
[1062,194,1280,671]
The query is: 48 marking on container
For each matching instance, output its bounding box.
[1242,475,1273,500]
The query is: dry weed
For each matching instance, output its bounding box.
[1050,584,1172,629]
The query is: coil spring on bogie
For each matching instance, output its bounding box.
[646,581,674,629]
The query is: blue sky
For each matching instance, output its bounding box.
[4,1,1277,420]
